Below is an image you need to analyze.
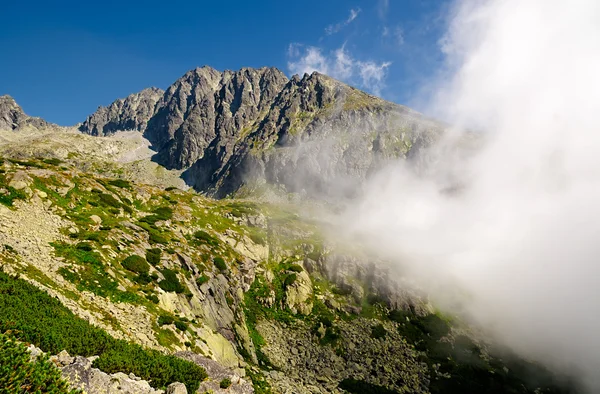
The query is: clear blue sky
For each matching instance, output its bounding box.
[0,0,449,125]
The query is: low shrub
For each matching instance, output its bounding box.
[97,193,121,208]
[220,377,232,389]
[193,230,219,246]
[145,248,161,265]
[283,273,297,287]
[158,315,174,326]
[107,179,131,189]
[371,323,387,339]
[158,269,185,293]
[213,257,227,271]
[196,275,209,286]
[0,332,78,393]
[174,321,188,332]
[122,255,150,274]
[0,272,207,391]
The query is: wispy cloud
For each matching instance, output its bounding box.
[378,0,389,20]
[287,43,391,96]
[325,8,362,35]
[382,25,404,46]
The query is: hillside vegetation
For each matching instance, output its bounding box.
[0,154,574,393]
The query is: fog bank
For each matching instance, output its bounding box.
[340,0,600,391]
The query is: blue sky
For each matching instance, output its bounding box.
[0,0,450,125]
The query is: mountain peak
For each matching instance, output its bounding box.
[78,87,165,136]
[0,95,50,131]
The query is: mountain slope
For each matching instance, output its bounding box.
[0,155,574,394]
[79,67,443,198]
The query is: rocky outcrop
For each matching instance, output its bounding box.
[176,351,254,394]
[79,87,164,136]
[48,349,164,394]
[0,95,51,131]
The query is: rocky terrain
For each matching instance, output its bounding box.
[0,67,576,394]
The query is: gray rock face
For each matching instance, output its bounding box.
[146,66,289,169]
[0,95,50,131]
[78,66,443,198]
[79,87,164,136]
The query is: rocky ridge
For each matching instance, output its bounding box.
[78,66,444,198]
[80,87,164,136]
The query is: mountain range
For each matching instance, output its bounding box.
[2,66,443,198]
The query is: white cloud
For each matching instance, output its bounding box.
[339,0,600,391]
[356,61,391,95]
[378,0,389,20]
[287,44,391,95]
[382,26,390,37]
[325,8,362,35]
[287,44,329,76]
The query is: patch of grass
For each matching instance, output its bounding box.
[0,176,27,207]
[0,272,206,391]
[52,242,141,303]
[42,158,64,166]
[139,206,173,225]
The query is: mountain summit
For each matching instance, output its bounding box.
[79,66,443,197]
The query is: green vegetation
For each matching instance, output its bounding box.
[196,274,209,286]
[213,257,227,271]
[245,368,273,394]
[158,315,174,326]
[146,248,162,265]
[0,332,79,394]
[193,230,219,247]
[0,272,207,391]
[139,206,173,225]
[174,321,188,332]
[283,273,297,287]
[158,269,185,293]
[371,323,387,339]
[220,377,232,389]
[97,193,121,208]
[42,158,64,166]
[122,255,150,274]
[107,179,131,189]
[0,174,27,207]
